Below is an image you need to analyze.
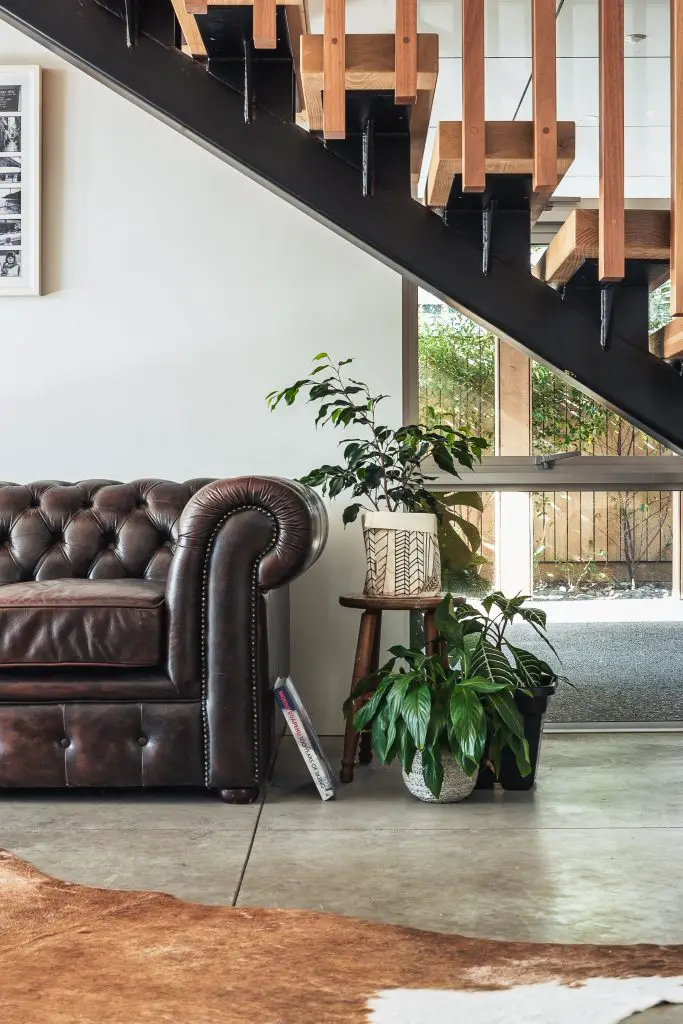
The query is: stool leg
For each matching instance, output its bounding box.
[340,610,377,783]
[359,611,382,765]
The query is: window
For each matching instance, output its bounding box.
[415,287,683,603]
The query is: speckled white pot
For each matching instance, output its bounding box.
[402,750,477,803]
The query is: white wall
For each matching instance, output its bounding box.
[0,22,405,732]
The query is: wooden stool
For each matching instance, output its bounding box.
[339,593,445,784]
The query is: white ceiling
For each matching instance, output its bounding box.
[307,0,671,202]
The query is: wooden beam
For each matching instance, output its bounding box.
[253,0,277,48]
[495,340,533,595]
[650,318,683,360]
[171,0,206,54]
[539,209,670,286]
[598,0,625,281]
[425,120,575,211]
[323,0,345,139]
[395,0,417,105]
[461,0,485,192]
[672,0,683,314]
[301,34,439,133]
[531,0,557,192]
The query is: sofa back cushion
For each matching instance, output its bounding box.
[0,480,212,584]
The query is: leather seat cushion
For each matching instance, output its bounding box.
[0,579,166,668]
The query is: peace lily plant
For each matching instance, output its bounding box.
[267,354,488,596]
[344,592,562,801]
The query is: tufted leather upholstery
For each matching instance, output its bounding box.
[0,479,212,585]
[0,477,328,800]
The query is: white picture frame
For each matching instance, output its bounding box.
[0,65,40,297]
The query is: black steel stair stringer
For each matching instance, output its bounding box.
[3,0,683,453]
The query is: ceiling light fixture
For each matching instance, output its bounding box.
[627,32,647,43]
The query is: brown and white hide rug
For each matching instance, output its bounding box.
[0,849,681,1024]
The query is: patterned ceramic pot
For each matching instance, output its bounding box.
[402,750,477,803]
[362,511,441,597]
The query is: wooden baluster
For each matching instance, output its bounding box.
[395,0,418,105]
[323,0,346,139]
[532,0,557,193]
[253,0,277,49]
[599,0,625,282]
[672,0,683,314]
[461,0,485,192]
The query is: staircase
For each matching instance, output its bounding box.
[2,0,683,452]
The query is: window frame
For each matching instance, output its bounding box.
[405,281,683,600]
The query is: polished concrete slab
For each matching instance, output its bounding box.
[0,828,254,905]
[261,732,683,832]
[0,734,681,1021]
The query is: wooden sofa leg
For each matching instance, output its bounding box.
[217,787,260,804]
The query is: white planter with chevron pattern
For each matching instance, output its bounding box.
[362,511,441,597]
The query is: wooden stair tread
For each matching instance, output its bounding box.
[650,319,683,360]
[300,33,438,187]
[300,34,438,129]
[425,120,575,223]
[534,209,671,287]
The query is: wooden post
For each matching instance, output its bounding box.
[253,0,277,49]
[598,0,625,281]
[323,0,346,139]
[531,0,557,193]
[672,0,683,314]
[395,0,418,104]
[495,340,533,594]
[461,0,485,192]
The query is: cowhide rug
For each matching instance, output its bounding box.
[0,849,681,1023]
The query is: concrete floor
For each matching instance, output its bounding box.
[1,733,681,1021]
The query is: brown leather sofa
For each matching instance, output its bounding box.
[0,477,327,803]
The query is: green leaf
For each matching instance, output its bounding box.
[342,503,363,525]
[487,691,525,739]
[506,733,532,777]
[470,638,518,688]
[421,746,444,799]
[439,491,484,512]
[313,352,330,361]
[458,676,510,694]
[385,675,412,721]
[371,708,391,764]
[401,684,431,749]
[507,644,543,687]
[432,445,458,476]
[449,687,486,762]
[398,722,416,775]
[449,512,482,553]
[351,678,391,732]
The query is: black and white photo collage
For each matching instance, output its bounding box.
[0,84,22,279]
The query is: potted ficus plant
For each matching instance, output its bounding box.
[267,354,488,597]
[344,593,562,801]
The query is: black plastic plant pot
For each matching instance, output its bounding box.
[476,681,558,791]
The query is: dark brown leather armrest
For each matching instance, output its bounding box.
[164,477,327,790]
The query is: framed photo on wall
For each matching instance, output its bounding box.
[0,65,40,296]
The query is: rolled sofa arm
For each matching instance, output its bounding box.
[165,476,328,794]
